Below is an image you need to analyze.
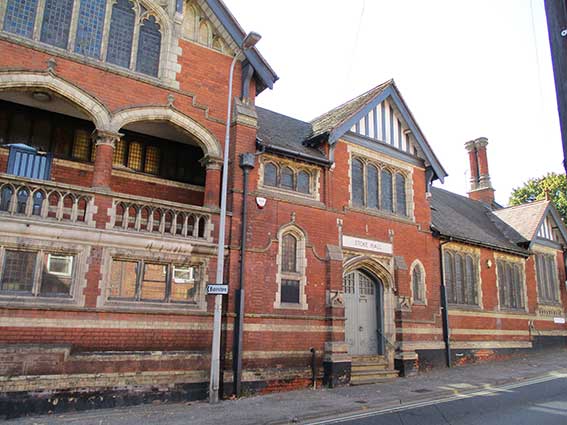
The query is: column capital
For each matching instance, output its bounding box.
[200,155,223,170]
[93,130,122,149]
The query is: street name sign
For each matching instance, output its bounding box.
[207,284,229,295]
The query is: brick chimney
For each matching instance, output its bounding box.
[465,137,495,204]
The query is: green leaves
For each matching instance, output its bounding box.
[509,173,567,222]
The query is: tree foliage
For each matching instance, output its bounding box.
[509,173,567,222]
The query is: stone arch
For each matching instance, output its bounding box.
[109,107,222,159]
[343,255,393,290]
[409,259,427,304]
[0,72,111,129]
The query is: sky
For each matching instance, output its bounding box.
[224,0,564,205]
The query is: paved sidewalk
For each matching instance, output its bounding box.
[9,349,567,425]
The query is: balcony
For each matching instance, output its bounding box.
[0,174,214,243]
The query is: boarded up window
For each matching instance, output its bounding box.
[497,260,524,309]
[444,250,478,306]
[536,253,559,304]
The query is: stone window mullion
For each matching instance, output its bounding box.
[129,5,142,71]
[32,250,43,296]
[67,0,81,50]
[100,0,114,61]
[34,0,48,40]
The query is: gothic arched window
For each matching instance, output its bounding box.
[136,16,162,77]
[352,158,364,207]
[380,169,393,212]
[3,0,39,38]
[276,227,307,308]
[40,0,74,48]
[412,262,425,304]
[106,0,136,69]
[75,0,107,58]
[366,164,378,209]
[264,163,277,187]
[297,171,310,194]
[395,173,407,216]
[281,167,294,190]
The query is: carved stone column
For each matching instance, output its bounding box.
[91,131,121,189]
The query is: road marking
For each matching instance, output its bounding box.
[305,373,567,425]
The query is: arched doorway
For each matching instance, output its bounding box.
[343,270,384,356]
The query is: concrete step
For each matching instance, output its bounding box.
[350,369,399,385]
[352,355,386,363]
[351,362,389,372]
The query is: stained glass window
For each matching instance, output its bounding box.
[395,173,407,216]
[352,159,364,206]
[264,163,277,187]
[127,142,142,170]
[72,129,91,161]
[136,16,162,77]
[75,0,106,58]
[40,0,74,48]
[297,171,310,194]
[106,0,135,69]
[3,0,39,38]
[144,145,160,175]
[366,165,378,209]
[380,169,393,212]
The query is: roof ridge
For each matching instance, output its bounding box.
[495,199,550,212]
[310,79,394,124]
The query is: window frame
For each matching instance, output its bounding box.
[410,260,426,305]
[535,252,560,305]
[0,0,164,79]
[260,159,316,199]
[496,257,526,311]
[0,247,77,299]
[108,257,203,306]
[274,226,308,310]
[443,248,480,308]
[350,155,410,219]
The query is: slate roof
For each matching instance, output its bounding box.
[492,201,549,243]
[310,80,393,140]
[430,187,529,255]
[255,107,328,163]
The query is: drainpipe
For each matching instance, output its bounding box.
[439,239,452,368]
[233,153,255,397]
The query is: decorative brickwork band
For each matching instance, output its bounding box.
[92,131,122,189]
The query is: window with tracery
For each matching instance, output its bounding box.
[444,250,479,306]
[351,156,409,218]
[1,0,163,78]
[276,227,307,309]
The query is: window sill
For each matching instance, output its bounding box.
[256,187,324,208]
[448,304,482,312]
[498,307,527,314]
[101,299,207,314]
[274,302,308,311]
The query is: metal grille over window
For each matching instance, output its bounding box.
[106,0,135,69]
[1,250,36,293]
[40,0,74,49]
[282,234,297,273]
[3,0,39,38]
[75,0,106,58]
[359,274,374,295]
[136,16,162,78]
[343,272,355,294]
[444,250,478,305]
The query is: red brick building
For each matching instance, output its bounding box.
[0,0,566,417]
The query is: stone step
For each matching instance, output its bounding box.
[350,369,399,385]
[351,362,389,372]
[352,355,386,363]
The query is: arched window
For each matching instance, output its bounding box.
[281,167,294,190]
[106,0,136,69]
[136,16,162,77]
[276,228,307,308]
[444,251,454,303]
[366,165,378,209]
[395,173,407,216]
[352,158,364,206]
[380,169,393,212]
[444,249,479,306]
[4,0,39,38]
[464,254,477,305]
[75,0,107,58]
[297,171,310,194]
[264,163,277,187]
[40,0,75,49]
[412,262,425,304]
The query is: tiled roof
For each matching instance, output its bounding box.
[492,201,549,243]
[256,107,328,162]
[310,80,393,139]
[430,187,529,255]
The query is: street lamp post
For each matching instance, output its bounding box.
[209,31,262,405]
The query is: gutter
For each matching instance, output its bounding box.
[256,140,333,167]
